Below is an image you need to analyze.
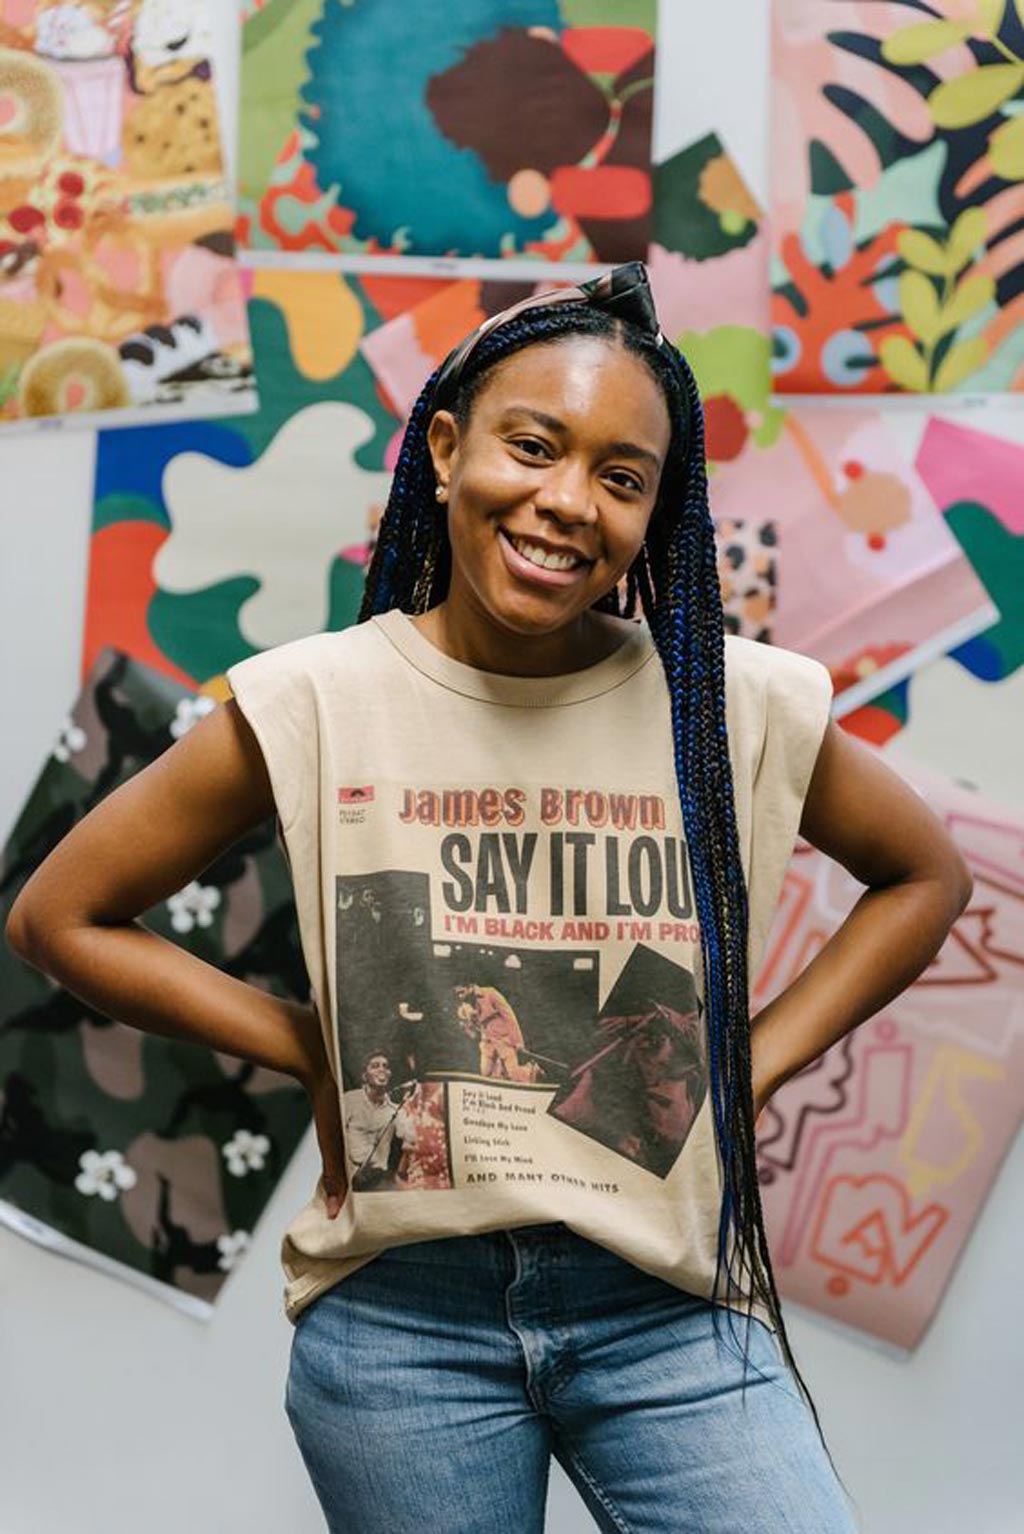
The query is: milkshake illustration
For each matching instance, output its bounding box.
[36,4,124,165]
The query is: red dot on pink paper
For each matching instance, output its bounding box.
[867,532,886,550]
[842,460,864,479]
[827,1275,849,1297]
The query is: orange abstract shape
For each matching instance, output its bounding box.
[773,195,909,393]
[412,281,487,365]
[83,521,193,687]
[358,274,451,325]
[811,1173,949,1286]
[250,268,362,380]
[550,164,651,220]
[838,705,904,746]
[560,27,652,76]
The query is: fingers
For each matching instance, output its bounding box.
[310,1077,348,1220]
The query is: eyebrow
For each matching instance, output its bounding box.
[498,405,664,472]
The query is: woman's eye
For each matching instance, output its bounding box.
[511,437,550,458]
[607,470,644,494]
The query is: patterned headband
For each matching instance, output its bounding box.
[429,260,666,413]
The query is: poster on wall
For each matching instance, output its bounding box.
[81,268,430,687]
[237,0,656,265]
[0,648,312,1316]
[840,414,1024,808]
[771,0,1024,394]
[757,752,1024,1350]
[0,0,255,429]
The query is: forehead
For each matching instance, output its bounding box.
[469,335,671,451]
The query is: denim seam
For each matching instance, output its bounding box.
[502,1231,547,1414]
[552,1426,635,1534]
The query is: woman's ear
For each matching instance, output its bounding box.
[427,409,460,497]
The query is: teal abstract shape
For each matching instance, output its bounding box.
[944,501,1023,681]
[232,290,397,471]
[301,0,561,256]
[94,494,168,534]
[327,554,368,633]
[148,580,261,685]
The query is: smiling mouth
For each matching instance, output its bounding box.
[501,529,591,573]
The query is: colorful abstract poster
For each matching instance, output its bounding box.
[756,753,1024,1350]
[237,0,656,263]
[771,0,1024,394]
[840,415,1024,805]
[82,269,425,687]
[708,406,997,713]
[0,647,312,1316]
[0,1,255,428]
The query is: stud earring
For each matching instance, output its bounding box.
[435,484,447,502]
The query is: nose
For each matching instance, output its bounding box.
[532,455,596,526]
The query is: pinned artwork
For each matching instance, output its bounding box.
[237,0,656,262]
[0,647,312,1315]
[757,752,1024,1350]
[0,1,255,427]
[708,406,997,713]
[841,415,1024,807]
[83,269,409,687]
[771,0,1024,393]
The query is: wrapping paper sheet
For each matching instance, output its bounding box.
[708,406,997,714]
[756,751,1024,1350]
[82,269,423,687]
[841,416,1024,806]
[0,647,312,1316]
[771,0,1024,394]
[237,0,656,262]
[0,1,255,428]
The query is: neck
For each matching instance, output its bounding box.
[411,582,626,678]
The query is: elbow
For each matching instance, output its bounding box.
[5,891,62,974]
[951,855,974,915]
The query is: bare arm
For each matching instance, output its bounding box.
[750,721,973,1114]
[5,697,318,1087]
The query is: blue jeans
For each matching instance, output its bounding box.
[285,1221,861,1533]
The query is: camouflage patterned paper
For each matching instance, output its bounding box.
[0,647,313,1317]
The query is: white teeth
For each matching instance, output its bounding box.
[508,534,583,572]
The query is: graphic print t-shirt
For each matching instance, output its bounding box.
[226,610,833,1329]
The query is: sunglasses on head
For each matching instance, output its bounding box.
[429,260,667,414]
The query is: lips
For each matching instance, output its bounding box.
[498,527,594,589]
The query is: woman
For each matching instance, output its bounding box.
[6,264,971,1532]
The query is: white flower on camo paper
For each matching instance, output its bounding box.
[222,1129,271,1178]
[74,1149,138,1202]
[216,1230,251,1272]
[170,695,216,739]
[53,717,87,762]
[167,880,221,934]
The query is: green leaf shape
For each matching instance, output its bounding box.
[934,334,989,390]
[973,0,1005,37]
[900,270,942,343]
[928,64,1024,130]
[948,206,988,265]
[882,19,968,65]
[880,335,930,390]
[939,271,996,334]
[898,228,951,275]
[990,114,1024,179]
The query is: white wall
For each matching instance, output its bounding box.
[1,3,1021,1530]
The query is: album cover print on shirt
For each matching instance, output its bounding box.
[334,790,708,1195]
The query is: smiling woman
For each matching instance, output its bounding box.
[7,261,970,1534]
